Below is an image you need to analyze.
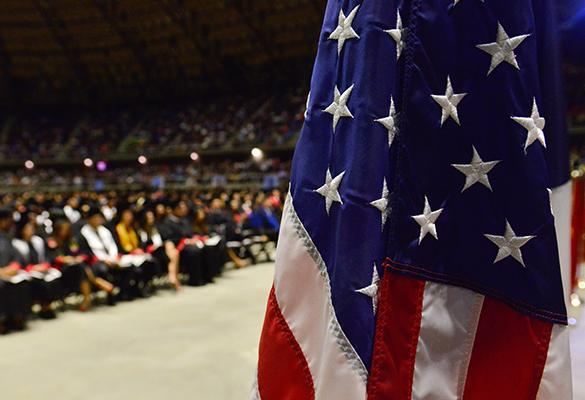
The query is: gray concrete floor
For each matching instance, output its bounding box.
[0,263,274,400]
[0,262,583,399]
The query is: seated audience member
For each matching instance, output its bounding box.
[138,209,181,290]
[101,197,117,222]
[79,208,126,302]
[158,200,211,286]
[267,189,283,211]
[115,209,140,253]
[0,208,32,332]
[247,197,280,241]
[47,220,113,311]
[206,199,248,269]
[80,207,150,300]
[63,196,82,224]
[207,199,234,237]
[114,208,157,291]
[154,202,168,222]
[193,207,209,235]
[12,221,61,319]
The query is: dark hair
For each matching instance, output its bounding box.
[14,220,35,240]
[0,207,12,220]
[86,206,104,219]
[53,219,71,237]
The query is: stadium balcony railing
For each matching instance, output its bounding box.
[0,181,271,195]
[0,144,296,168]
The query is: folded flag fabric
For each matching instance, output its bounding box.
[253,0,573,399]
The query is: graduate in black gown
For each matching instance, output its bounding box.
[79,207,147,301]
[157,200,210,286]
[206,198,248,269]
[138,209,181,290]
[12,221,62,319]
[47,220,114,311]
[113,208,158,295]
[0,208,32,333]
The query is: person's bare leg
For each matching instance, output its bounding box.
[79,280,92,311]
[84,267,114,293]
[94,277,114,293]
[165,241,181,290]
[227,248,248,269]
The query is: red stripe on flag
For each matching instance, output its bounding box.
[572,177,585,291]
[257,286,314,400]
[462,297,553,400]
[367,270,426,400]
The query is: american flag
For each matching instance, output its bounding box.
[253,0,573,399]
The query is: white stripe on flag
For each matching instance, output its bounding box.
[250,370,261,400]
[551,180,573,303]
[411,282,485,400]
[536,324,573,400]
[273,197,367,399]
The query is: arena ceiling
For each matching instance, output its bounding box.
[0,0,326,107]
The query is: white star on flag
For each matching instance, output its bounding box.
[476,22,531,75]
[356,264,380,313]
[431,76,467,126]
[315,168,345,215]
[385,11,404,59]
[511,98,546,152]
[453,0,485,6]
[452,146,501,192]
[304,92,311,119]
[412,196,444,244]
[375,97,398,148]
[485,220,535,267]
[328,5,360,55]
[324,84,354,132]
[370,178,390,230]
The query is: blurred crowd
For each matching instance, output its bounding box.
[0,89,306,160]
[572,143,585,171]
[0,188,284,334]
[0,158,291,193]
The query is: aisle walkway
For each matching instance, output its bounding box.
[0,263,274,400]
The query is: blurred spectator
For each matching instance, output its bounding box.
[137,209,181,291]
[0,208,32,333]
[47,220,107,311]
[0,158,291,193]
[12,221,61,319]
[0,88,306,161]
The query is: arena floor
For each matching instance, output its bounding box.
[0,262,583,400]
[0,263,273,400]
